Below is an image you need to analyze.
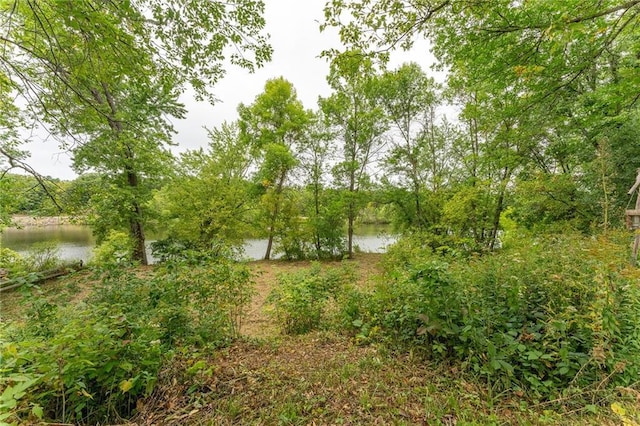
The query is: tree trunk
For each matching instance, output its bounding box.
[347,178,356,259]
[127,169,148,265]
[347,213,354,259]
[489,167,510,251]
[95,82,148,265]
[264,171,286,260]
[314,180,322,257]
[264,203,278,260]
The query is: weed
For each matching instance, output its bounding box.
[345,232,640,402]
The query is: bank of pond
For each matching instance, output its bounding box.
[0,224,396,263]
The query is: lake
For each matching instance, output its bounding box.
[0,224,396,263]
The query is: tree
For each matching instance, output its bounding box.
[323,0,640,234]
[376,62,445,230]
[238,78,312,260]
[319,52,388,258]
[296,113,346,259]
[156,122,255,247]
[0,0,271,263]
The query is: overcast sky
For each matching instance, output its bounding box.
[23,0,437,180]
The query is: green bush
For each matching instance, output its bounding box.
[151,255,255,344]
[91,230,134,266]
[382,229,478,267]
[0,248,28,277]
[1,298,163,424]
[347,232,640,399]
[24,242,61,272]
[0,250,255,424]
[268,262,356,335]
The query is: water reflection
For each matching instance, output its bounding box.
[1,224,396,263]
[1,225,95,262]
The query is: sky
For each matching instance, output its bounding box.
[22,0,438,181]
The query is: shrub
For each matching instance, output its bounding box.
[0,248,28,277]
[1,298,163,424]
[91,230,134,266]
[1,249,255,424]
[24,242,61,272]
[150,237,242,264]
[268,262,356,335]
[346,231,640,399]
[152,254,255,344]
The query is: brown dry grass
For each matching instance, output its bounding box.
[131,332,620,426]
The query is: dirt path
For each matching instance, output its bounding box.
[242,254,384,338]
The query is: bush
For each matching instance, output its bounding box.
[382,229,479,267]
[0,250,255,424]
[150,237,242,264]
[1,297,163,424]
[91,230,134,266]
[346,232,640,399]
[268,262,356,335]
[24,242,61,272]
[0,248,28,277]
[151,254,255,344]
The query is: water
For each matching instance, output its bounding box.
[1,224,396,263]
[1,225,96,263]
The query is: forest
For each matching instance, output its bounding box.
[1,1,640,425]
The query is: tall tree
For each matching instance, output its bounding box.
[376,62,443,230]
[238,78,312,260]
[319,52,388,257]
[323,0,640,231]
[297,112,346,259]
[157,122,254,247]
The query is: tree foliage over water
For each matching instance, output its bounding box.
[0,0,272,261]
[2,0,639,258]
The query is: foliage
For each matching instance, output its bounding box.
[0,248,27,278]
[268,263,357,335]
[382,228,477,264]
[91,230,134,267]
[343,232,640,399]
[1,0,272,265]
[0,243,65,284]
[156,122,255,246]
[1,290,164,424]
[238,77,312,259]
[320,52,388,257]
[0,174,61,217]
[151,250,255,342]
[22,242,62,272]
[150,237,241,264]
[510,172,598,232]
[0,248,254,424]
[305,188,348,260]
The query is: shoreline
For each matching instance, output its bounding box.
[9,215,83,228]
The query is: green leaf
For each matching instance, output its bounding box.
[31,404,43,419]
[119,379,134,393]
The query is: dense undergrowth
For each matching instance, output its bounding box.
[268,231,640,414]
[0,249,253,425]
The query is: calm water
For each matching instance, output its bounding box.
[1,224,396,263]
